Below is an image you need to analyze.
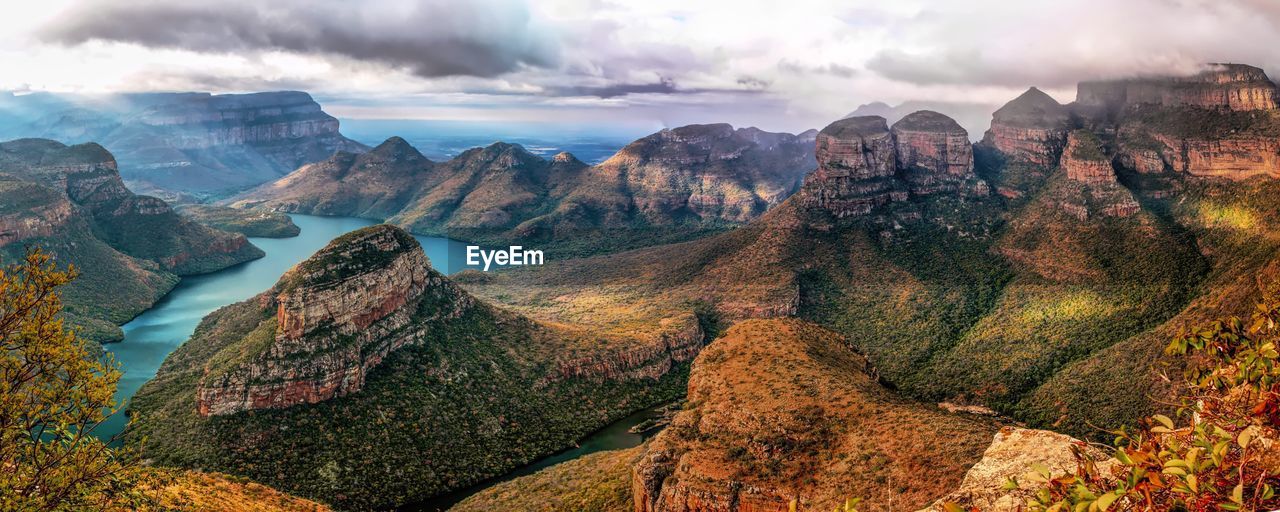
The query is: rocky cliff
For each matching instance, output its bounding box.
[1,91,367,198]
[1054,130,1140,220]
[632,319,996,512]
[0,138,261,341]
[230,124,816,256]
[1078,63,1279,114]
[982,87,1070,169]
[800,112,988,218]
[195,225,470,416]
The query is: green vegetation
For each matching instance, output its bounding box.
[452,447,640,512]
[0,249,148,510]
[1021,292,1280,511]
[175,204,300,238]
[128,282,688,510]
[1068,130,1108,161]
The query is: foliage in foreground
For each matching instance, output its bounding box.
[0,249,146,511]
[1020,292,1280,511]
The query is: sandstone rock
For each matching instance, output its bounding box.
[1078,63,1279,113]
[921,427,1112,512]
[196,224,470,416]
[1063,131,1115,184]
[982,88,1070,166]
[800,116,907,217]
[892,111,982,197]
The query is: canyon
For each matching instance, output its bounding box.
[0,91,367,198]
[0,138,261,341]
[227,123,818,256]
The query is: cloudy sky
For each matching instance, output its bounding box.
[4,0,1280,132]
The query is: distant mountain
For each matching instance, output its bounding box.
[847,99,1000,142]
[228,123,818,256]
[0,91,367,199]
[128,224,700,509]
[0,138,262,341]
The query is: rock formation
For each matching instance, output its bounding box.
[0,138,261,340]
[1078,63,1279,114]
[892,111,988,196]
[632,319,996,512]
[1055,131,1140,220]
[800,113,988,218]
[0,91,367,198]
[921,427,1111,512]
[196,225,470,416]
[982,87,1071,167]
[800,116,907,217]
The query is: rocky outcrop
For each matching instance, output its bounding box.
[892,111,987,196]
[551,313,703,382]
[801,113,988,217]
[921,427,1111,512]
[1052,131,1141,220]
[196,225,470,416]
[633,319,996,512]
[982,88,1071,166]
[1150,133,1280,180]
[1078,63,1279,114]
[800,116,907,217]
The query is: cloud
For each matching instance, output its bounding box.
[39,0,560,78]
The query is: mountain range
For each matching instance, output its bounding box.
[12,61,1280,511]
[227,123,818,256]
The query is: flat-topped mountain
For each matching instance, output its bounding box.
[128,224,705,509]
[1078,63,1279,114]
[0,91,367,198]
[801,112,988,217]
[228,123,817,256]
[0,138,262,341]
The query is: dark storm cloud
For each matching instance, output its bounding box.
[544,77,768,99]
[39,0,560,78]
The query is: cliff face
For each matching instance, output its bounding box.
[632,319,996,512]
[800,112,988,218]
[196,225,468,416]
[0,138,260,340]
[981,88,1070,167]
[1078,63,1279,113]
[1052,131,1140,220]
[800,116,907,217]
[2,91,367,198]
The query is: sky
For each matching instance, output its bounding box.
[4,0,1280,133]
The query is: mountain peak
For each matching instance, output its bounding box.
[991,87,1068,128]
[820,116,890,139]
[892,110,966,134]
[279,224,424,294]
[368,136,427,161]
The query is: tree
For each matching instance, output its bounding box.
[1022,292,1280,511]
[0,249,145,511]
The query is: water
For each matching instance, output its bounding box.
[339,119,648,164]
[400,404,670,511]
[99,215,476,441]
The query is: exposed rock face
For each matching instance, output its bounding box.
[196,225,469,416]
[552,313,703,381]
[982,88,1070,166]
[1062,131,1115,184]
[892,111,985,196]
[1051,131,1141,220]
[800,116,907,217]
[921,427,1111,512]
[1150,133,1280,180]
[1,91,367,197]
[1078,63,1279,113]
[801,113,988,217]
[633,319,996,512]
[0,138,261,340]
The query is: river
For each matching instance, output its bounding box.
[98,213,666,510]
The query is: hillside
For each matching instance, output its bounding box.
[227,124,817,256]
[126,225,702,509]
[0,138,262,341]
[0,91,367,199]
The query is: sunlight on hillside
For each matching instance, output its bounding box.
[1196,201,1259,232]
[1014,289,1121,325]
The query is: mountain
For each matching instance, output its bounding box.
[0,91,367,199]
[227,124,817,256]
[127,224,703,509]
[633,318,997,511]
[0,138,262,341]
[175,204,300,238]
